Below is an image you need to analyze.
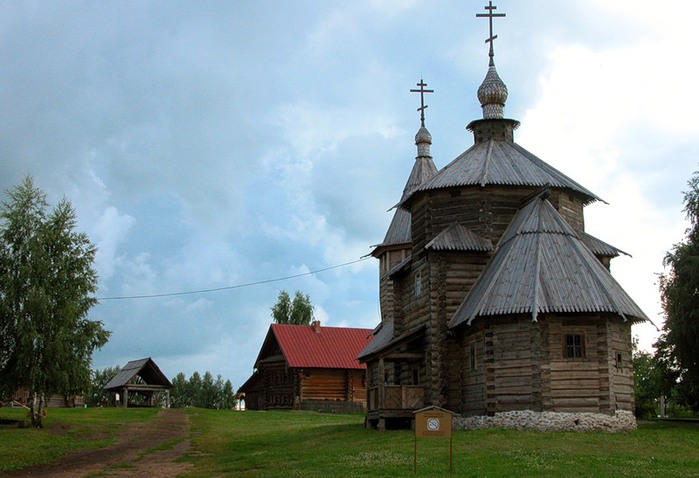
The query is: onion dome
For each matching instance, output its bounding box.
[477,63,508,119]
[415,125,432,157]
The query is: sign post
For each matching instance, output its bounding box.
[413,406,456,475]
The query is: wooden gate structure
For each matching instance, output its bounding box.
[104,357,172,408]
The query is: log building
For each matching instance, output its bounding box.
[240,321,373,413]
[358,4,648,430]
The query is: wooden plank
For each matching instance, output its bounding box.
[552,397,600,407]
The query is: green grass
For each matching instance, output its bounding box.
[2,408,699,477]
[183,410,699,478]
[0,407,159,472]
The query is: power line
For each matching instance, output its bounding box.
[96,256,372,301]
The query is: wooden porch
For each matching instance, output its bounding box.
[366,384,425,430]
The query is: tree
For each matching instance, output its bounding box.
[85,366,121,407]
[0,177,110,427]
[658,169,699,411]
[271,290,314,325]
[170,372,188,408]
[222,379,234,409]
[169,371,234,409]
[201,371,218,409]
[187,371,203,408]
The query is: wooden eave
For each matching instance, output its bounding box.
[581,232,630,258]
[358,324,425,363]
[399,138,603,209]
[120,384,170,392]
[425,223,493,252]
[386,255,412,279]
[257,354,287,365]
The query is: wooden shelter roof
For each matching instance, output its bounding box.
[449,194,648,328]
[103,357,172,391]
[425,223,494,252]
[402,138,603,207]
[254,323,373,370]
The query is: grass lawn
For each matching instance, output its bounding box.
[2,407,698,477]
[0,406,159,472]
[183,410,699,478]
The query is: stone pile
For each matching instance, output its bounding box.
[453,410,636,432]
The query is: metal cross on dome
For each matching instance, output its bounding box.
[410,79,434,127]
[476,1,506,65]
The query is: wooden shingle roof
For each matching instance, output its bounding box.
[449,195,648,328]
[425,223,493,252]
[356,320,394,361]
[103,357,172,391]
[374,155,438,251]
[580,232,629,258]
[403,139,602,206]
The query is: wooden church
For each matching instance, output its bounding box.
[358,3,648,430]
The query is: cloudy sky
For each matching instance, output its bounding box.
[2,0,696,389]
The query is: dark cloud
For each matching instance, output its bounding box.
[2,0,693,384]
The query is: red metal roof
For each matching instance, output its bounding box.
[270,323,373,370]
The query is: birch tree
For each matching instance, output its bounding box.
[0,177,109,427]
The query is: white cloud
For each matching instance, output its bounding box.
[92,206,136,283]
[6,0,695,381]
[515,3,699,350]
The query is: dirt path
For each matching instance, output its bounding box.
[2,409,192,477]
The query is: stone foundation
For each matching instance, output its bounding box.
[453,410,636,432]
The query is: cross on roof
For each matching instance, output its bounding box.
[476,1,506,65]
[410,79,434,127]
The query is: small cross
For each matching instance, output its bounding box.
[476,1,506,65]
[410,79,434,127]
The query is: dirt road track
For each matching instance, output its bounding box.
[1,409,192,477]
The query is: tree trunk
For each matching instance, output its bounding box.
[30,393,43,428]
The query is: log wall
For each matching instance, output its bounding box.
[543,317,605,413]
[409,186,587,254]
[450,314,633,416]
[607,319,634,412]
[300,369,367,405]
[261,362,296,409]
[485,318,542,413]
[550,191,586,233]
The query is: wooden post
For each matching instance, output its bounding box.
[378,358,385,408]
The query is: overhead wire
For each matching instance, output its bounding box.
[96,256,372,301]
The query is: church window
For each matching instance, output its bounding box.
[415,274,422,297]
[564,334,585,358]
[615,352,623,371]
[469,343,477,370]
